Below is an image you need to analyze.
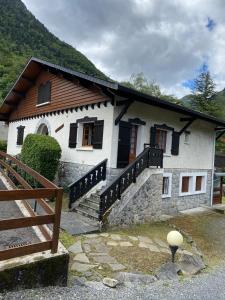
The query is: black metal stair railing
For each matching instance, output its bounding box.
[69,159,107,208]
[99,147,163,221]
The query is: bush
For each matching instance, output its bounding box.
[0,140,7,152]
[21,134,61,182]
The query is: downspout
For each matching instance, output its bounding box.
[210,130,216,206]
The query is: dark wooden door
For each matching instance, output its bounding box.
[213,175,223,204]
[117,121,131,168]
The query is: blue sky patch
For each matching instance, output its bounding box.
[206,17,216,31]
[182,62,209,91]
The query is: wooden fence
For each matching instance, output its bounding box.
[0,151,63,261]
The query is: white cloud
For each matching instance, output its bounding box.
[22,0,225,97]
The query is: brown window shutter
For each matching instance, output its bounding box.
[171,131,180,155]
[150,127,156,147]
[17,126,25,145]
[93,120,104,149]
[69,123,78,148]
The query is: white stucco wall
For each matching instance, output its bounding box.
[7,100,216,171]
[111,101,216,170]
[7,103,115,167]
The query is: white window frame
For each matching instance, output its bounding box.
[162,173,172,198]
[156,128,172,156]
[179,172,207,197]
[184,131,190,144]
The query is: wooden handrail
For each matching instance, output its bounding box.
[69,158,107,208]
[0,151,58,189]
[0,152,63,260]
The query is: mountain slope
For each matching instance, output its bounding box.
[0,0,107,101]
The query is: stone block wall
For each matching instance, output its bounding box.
[107,168,163,226]
[162,169,212,215]
[57,161,122,187]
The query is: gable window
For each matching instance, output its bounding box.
[37,81,51,105]
[156,129,167,153]
[82,123,94,146]
[162,173,172,198]
[17,126,25,146]
[179,173,207,196]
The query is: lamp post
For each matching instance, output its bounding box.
[167,230,183,263]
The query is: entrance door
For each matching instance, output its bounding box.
[213,175,223,205]
[117,121,131,168]
[129,125,138,163]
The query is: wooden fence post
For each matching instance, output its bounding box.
[51,188,63,253]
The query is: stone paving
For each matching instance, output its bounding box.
[68,232,185,278]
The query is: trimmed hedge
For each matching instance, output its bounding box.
[0,140,7,152]
[21,134,61,182]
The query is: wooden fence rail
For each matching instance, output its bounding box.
[0,151,63,261]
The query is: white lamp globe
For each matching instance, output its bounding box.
[167,230,183,247]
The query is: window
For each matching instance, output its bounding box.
[17,126,25,146]
[68,120,104,149]
[37,81,51,105]
[162,173,172,198]
[179,173,207,196]
[181,176,190,193]
[82,123,94,146]
[156,129,167,153]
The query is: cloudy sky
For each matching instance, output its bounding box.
[22,0,225,97]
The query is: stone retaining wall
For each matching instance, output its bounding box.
[107,168,163,226]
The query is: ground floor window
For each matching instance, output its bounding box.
[82,123,94,146]
[162,173,172,198]
[179,172,207,196]
[156,128,167,153]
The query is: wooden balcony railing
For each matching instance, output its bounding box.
[99,147,163,221]
[68,159,107,208]
[0,151,63,261]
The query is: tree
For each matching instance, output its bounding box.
[121,73,180,104]
[190,71,220,117]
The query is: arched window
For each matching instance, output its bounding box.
[37,123,49,136]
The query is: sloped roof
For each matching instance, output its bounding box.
[1,57,225,127]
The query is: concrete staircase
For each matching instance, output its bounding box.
[73,189,102,222]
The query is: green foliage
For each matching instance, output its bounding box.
[0,139,7,152]
[21,134,61,182]
[190,71,221,117]
[121,73,180,104]
[0,0,107,102]
[216,140,225,154]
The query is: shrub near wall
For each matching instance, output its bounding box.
[21,134,61,182]
[0,140,7,152]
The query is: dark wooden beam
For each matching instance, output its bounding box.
[115,100,134,125]
[180,117,195,122]
[179,118,196,135]
[13,90,25,98]
[215,127,225,131]
[5,101,17,108]
[21,76,35,85]
[216,130,225,140]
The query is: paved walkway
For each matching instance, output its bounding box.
[0,179,39,250]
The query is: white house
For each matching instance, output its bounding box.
[0,58,224,224]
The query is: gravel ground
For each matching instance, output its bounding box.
[0,179,39,249]
[1,265,225,300]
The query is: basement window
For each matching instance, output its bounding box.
[179,173,207,196]
[162,173,172,198]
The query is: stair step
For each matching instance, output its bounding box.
[84,199,99,209]
[76,207,99,220]
[86,197,100,205]
[79,202,99,213]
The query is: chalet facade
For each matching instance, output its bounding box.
[1,58,225,223]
